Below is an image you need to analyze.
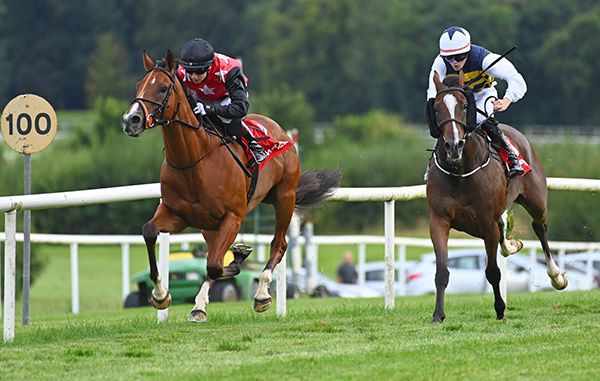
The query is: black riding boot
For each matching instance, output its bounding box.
[483,119,524,177]
[245,132,268,165]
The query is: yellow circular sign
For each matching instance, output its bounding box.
[0,94,58,154]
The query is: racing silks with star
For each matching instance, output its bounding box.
[176,53,249,121]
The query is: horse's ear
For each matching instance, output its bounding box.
[143,50,155,71]
[165,49,175,72]
[458,71,465,88]
[433,71,443,92]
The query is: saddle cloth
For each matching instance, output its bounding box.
[498,136,532,176]
[242,119,294,170]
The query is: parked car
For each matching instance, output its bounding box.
[510,254,595,291]
[362,260,417,296]
[124,251,266,308]
[562,251,600,287]
[284,268,382,298]
[405,249,596,296]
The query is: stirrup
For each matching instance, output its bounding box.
[507,159,525,177]
[248,142,268,165]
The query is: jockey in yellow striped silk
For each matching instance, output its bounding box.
[426,26,527,177]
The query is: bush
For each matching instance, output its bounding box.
[303,112,431,232]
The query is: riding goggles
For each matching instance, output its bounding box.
[443,53,469,63]
[188,66,210,75]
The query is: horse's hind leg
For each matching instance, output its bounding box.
[142,204,187,310]
[517,191,568,290]
[531,219,567,290]
[254,188,295,313]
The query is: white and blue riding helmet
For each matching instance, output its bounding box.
[439,26,471,56]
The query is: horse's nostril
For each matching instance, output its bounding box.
[458,139,465,148]
[444,142,452,151]
[131,115,141,125]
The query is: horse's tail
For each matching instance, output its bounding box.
[295,169,341,216]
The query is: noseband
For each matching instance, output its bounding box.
[130,66,198,130]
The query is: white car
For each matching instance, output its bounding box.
[362,260,416,296]
[285,268,382,298]
[405,249,596,296]
[556,251,600,288]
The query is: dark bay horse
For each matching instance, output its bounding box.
[427,72,567,323]
[121,50,340,322]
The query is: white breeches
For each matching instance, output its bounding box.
[474,87,498,123]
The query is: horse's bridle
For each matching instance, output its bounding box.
[433,87,492,178]
[130,66,198,130]
[434,87,472,138]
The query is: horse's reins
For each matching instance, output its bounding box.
[129,66,218,170]
[433,87,492,178]
[130,65,257,201]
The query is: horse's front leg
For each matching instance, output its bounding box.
[483,227,506,320]
[188,213,242,322]
[142,204,187,310]
[430,215,450,323]
[188,278,215,323]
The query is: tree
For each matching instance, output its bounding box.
[536,6,600,124]
[250,86,316,149]
[85,32,136,106]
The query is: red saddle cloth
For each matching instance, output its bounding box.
[498,136,532,176]
[241,119,294,170]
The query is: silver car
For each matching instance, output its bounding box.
[405,249,596,295]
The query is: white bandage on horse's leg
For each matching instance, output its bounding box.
[152,275,168,300]
[193,281,211,311]
[254,270,272,300]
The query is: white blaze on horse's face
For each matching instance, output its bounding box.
[122,102,144,136]
[443,94,460,144]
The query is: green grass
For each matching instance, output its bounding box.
[3,244,600,379]
[2,293,599,380]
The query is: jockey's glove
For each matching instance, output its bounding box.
[193,102,212,116]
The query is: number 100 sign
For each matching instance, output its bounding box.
[1,94,58,154]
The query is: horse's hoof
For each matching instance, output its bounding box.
[501,239,523,257]
[253,297,272,313]
[551,273,568,290]
[188,309,207,323]
[513,239,524,253]
[151,292,172,310]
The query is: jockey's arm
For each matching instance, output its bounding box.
[484,53,527,106]
[426,56,447,100]
[210,67,249,119]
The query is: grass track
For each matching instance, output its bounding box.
[2,292,600,380]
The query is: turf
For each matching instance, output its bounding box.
[1,292,599,380]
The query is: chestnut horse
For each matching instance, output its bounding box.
[122,50,340,322]
[427,72,567,323]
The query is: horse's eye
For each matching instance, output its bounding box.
[159,86,168,94]
[462,103,468,111]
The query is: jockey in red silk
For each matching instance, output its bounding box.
[177,38,267,165]
[426,26,527,177]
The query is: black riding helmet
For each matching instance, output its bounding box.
[179,38,214,71]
